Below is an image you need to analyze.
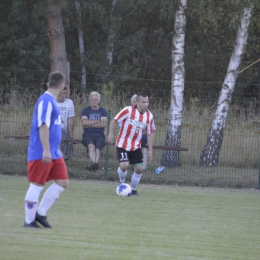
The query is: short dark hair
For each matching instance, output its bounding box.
[48,71,65,89]
[136,92,148,102]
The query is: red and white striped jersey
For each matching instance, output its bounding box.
[114,105,154,151]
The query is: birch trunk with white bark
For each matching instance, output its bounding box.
[199,5,253,166]
[161,0,187,167]
[75,0,87,104]
[104,0,117,82]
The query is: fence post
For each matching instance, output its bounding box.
[104,110,111,180]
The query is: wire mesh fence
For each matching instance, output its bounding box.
[1,97,259,189]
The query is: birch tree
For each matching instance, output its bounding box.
[161,0,187,167]
[199,3,253,166]
[104,0,117,82]
[75,0,87,104]
[46,3,69,89]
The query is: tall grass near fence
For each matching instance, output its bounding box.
[0,91,259,188]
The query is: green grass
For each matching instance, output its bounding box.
[0,175,260,260]
[0,154,258,188]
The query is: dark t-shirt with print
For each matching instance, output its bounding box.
[81,106,107,135]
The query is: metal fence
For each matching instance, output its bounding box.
[1,101,259,189]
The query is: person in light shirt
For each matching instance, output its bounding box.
[57,87,75,160]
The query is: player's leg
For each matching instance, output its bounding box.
[24,183,44,228]
[131,164,142,193]
[117,148,130,183]
[36,158,68,228]
[130,149,143,195]
[24,160,51,228]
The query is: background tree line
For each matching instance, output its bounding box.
[1,0,260,104]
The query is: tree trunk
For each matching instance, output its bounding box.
[161,0,187,168]
[199,4,253,166]
[46,4,69,89]
[75,0,87,104]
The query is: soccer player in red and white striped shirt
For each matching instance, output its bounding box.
[108,92,155,195]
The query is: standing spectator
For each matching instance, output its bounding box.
[108,92,155,195]
[24,71,69,228]
[81,91,108,171]
[130,94,156,170]
[57,87,75,160]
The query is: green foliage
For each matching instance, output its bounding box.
[0,0,49,89]
[185,0,245,98]
[238,7,260,89]
[101,81,114,97]
[1,0,260,104]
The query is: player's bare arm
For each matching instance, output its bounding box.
[147,133,154,162]
[39,124,52,164]
[108,118,117,144]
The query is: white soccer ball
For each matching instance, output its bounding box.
[116,183,132,197]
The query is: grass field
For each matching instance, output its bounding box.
[0,174,260,260]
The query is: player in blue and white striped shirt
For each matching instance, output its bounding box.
[24,71,69,228]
